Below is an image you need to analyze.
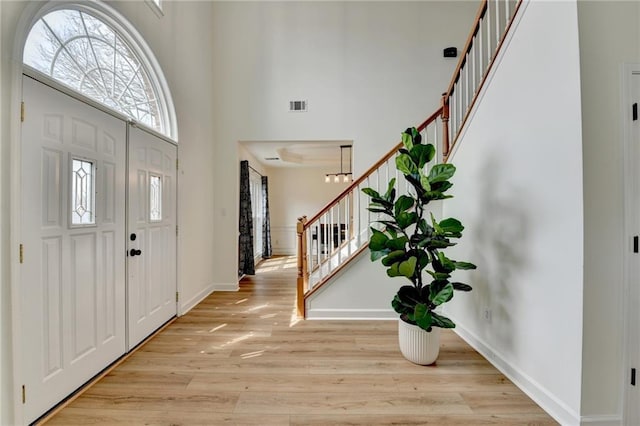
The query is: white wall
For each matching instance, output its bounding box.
[210,1,478,291]
[577,1,640,421]
[267,166,349,255]
[0,1,217,422]
[441,2,584,424]
[107,0,218,309]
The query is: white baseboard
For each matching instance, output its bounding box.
[580,415,621,426]
[305,308,397,320]
[214,282,239,291]
[179,282,239,315]
[273,249,296,256]
[451,319,581,426]
[179,283,215,315]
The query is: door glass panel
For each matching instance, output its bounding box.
[149,174,162,221]
[71,158,95,225]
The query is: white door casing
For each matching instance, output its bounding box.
[127,125,177,349]
[623,66,640,426]
[20,76,127,424]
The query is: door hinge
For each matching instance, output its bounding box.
[176,158,179,170]
[633,103,638,121]
[19,244,24,264]
[22,385,26,404]
[176,225,178,237]
[634,236,638,253]
[21,102,25,123]
[176,292,179,302]
[632,368,636,386]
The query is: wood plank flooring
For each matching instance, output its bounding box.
[46,256,556,425]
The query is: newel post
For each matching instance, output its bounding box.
[296,216,308,318]
[441,92,450,159]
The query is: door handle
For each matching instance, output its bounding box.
[129,249,142,257]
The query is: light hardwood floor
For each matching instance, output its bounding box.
[46,256,557,425]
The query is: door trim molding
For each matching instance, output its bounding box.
[621,62,640,425]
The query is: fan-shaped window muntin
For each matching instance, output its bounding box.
[24,8,166,136]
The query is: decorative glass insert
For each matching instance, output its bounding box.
[71,158,95,225]
[149,175,162,221]
[24,9,164,134]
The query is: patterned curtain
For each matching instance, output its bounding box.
[238,160,255,276]
[262,176,272,259]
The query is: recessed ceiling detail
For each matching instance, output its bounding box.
[240,140,353,169]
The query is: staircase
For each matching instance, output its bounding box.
[296,0,523,318]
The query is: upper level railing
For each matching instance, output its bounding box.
[442,0,521,157]
[297,0,523,317]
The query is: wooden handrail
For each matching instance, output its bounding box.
[444,0,488,98]
[444,0,524,162]
[304,106,443,229]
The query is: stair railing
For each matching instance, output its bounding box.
[297,109,445,317]
[297,0,523,317]
[442,0,522,158]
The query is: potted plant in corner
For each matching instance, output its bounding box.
[362,127,476,365]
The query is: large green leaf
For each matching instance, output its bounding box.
[387,262,400,277]
[429,280,448,298]
[405,174,426,196]
[366,207,390,214]
[370,197,393,208]
[384,178,397,203]
[392,294,413,315]
[370,250,388,262]
[430,283,454,306]
[381,250,406,266]
[431,180,453,193]
[428,163,456,184]
[420,173,431,192]
[414,303,433,331]
[410,144,436,169]
[397,212,418,229]
[439,218,464,235]
[402,131,414,151]
[369,228,389,251]
[362,187,380,199]
[425,237,455,250]
[431,312,456,328]
[396,154,417,176]
[421,191,454,202]
[394,195,414,217]
[426,270,451,281]
[386,236,409,251]
[452,282,473,292]
[398,256,417,278]
[454,261,477,270]
[415,251,431,273]
[436,252,456,272]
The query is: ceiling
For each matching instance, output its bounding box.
[240,140,353,169]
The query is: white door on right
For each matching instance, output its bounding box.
[127,125,177,349]
[628,71,640,426]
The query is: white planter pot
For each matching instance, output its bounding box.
[398,319,440,365]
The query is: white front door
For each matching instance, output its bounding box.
[127,125,177,349]
[20,76,127,424]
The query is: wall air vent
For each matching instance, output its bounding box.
[289,100,307,112]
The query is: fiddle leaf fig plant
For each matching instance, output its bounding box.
[363,127,476,332]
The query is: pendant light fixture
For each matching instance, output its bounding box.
[325,145,352,183]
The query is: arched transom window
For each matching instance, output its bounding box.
[24,8,171,137]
